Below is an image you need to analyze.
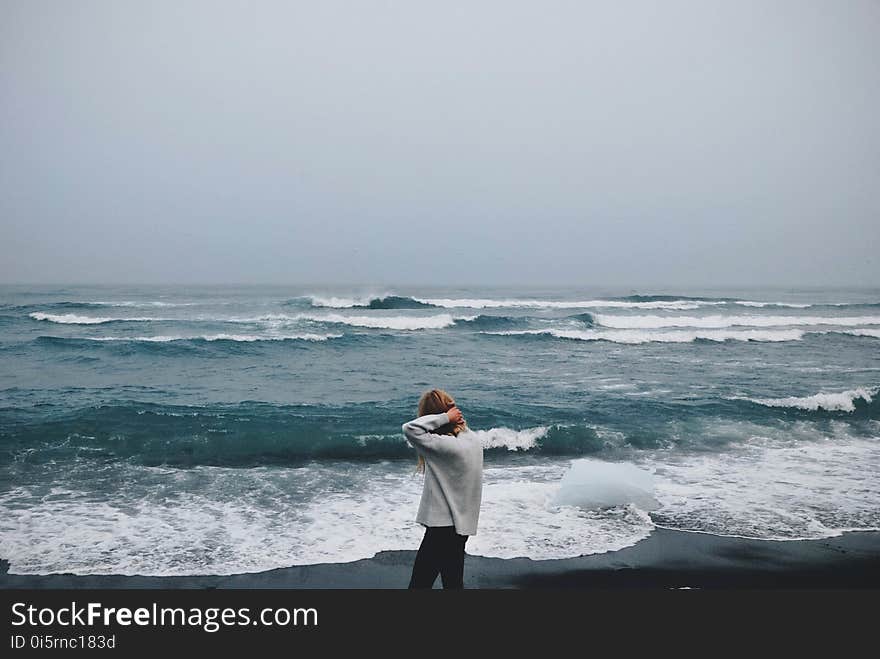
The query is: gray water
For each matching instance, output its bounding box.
[1,284,878,575]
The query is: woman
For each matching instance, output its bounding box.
[401,388,483,589]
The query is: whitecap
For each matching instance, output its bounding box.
[29,312,162,324]
[84,333,342,342]
[296,312,461,330]
[481,328,805,343]
[729,387,877,412]
[416,297,713,310]
[594,314,880,329]
[468,426,550,451]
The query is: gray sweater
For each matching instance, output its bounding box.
[401,411,484,536]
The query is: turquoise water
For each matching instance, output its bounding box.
[1,284,878,575]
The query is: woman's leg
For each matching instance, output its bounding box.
[408,526,443,589]
[439,530,468,589]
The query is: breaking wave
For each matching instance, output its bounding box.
[729,387,879,413]
[79,333,342,343]
[292,294,438,309]
[415,297,714,310]
[29,312,164,324]
[303,312,465,330]
[480,328,806,344]
[594,314,880,329]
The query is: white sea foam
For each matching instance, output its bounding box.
[416,297,715,310]
[29,310,468,331]
[85,333,342,343]
[92,301,201,307]
[467,467,655,560]
[221,312,470,330]
[734,301,811,308]
[0,461,654,575]
[297,312,461,330]
[594,314,880,329]
[730,387,878,412]
[29,312,162,324]
[468,426,550,451]
[306,292,398,308]
[645,432,880,540]
[481,328,805,343]
[3,427,879,574]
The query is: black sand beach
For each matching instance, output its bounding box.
[3,528,879,589]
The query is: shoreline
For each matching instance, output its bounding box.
[3,527,879,589]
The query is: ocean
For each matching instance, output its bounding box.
[1,284,878,576]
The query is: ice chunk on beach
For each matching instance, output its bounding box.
[553,459,660,511]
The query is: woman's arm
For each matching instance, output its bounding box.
[401,409,462,455]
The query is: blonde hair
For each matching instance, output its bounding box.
[414,388,467,474]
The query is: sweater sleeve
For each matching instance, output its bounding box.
[401,412,460,455]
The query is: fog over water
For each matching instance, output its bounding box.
[2,1,878,286]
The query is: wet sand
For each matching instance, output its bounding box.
[3,528,879,589]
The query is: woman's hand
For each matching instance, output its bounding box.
[446,406,463,425]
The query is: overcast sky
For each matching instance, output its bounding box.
[1,0,878,287]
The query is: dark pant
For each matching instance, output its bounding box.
[408,525,469,589]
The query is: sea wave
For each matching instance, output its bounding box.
[415,297,713,310]
[452,314,527,330]
[480,328,805,344]
[293,293,717,310]
[836,328,880,339]
[13,301,106,311]
[466,426,550,451]
[2,396,877,472]
[305,293,388,307]
[5,434,878,574]
[27,310,470,331]
[733,301,811,308]
[409,296,880,310]
[0,402,573,465]
[302,312,465,330]
[13,301,201,312]
[29,312,164,324]
[81,333,343,343]
[0,460,656,574]
[229,312,456,330]
[729,387,879,413]
[91,301,201,308]
[358,295,437,309]
[567,312,597,326]
[291,293,435,308]
[594,314,880,329]
[227,312,412,328]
